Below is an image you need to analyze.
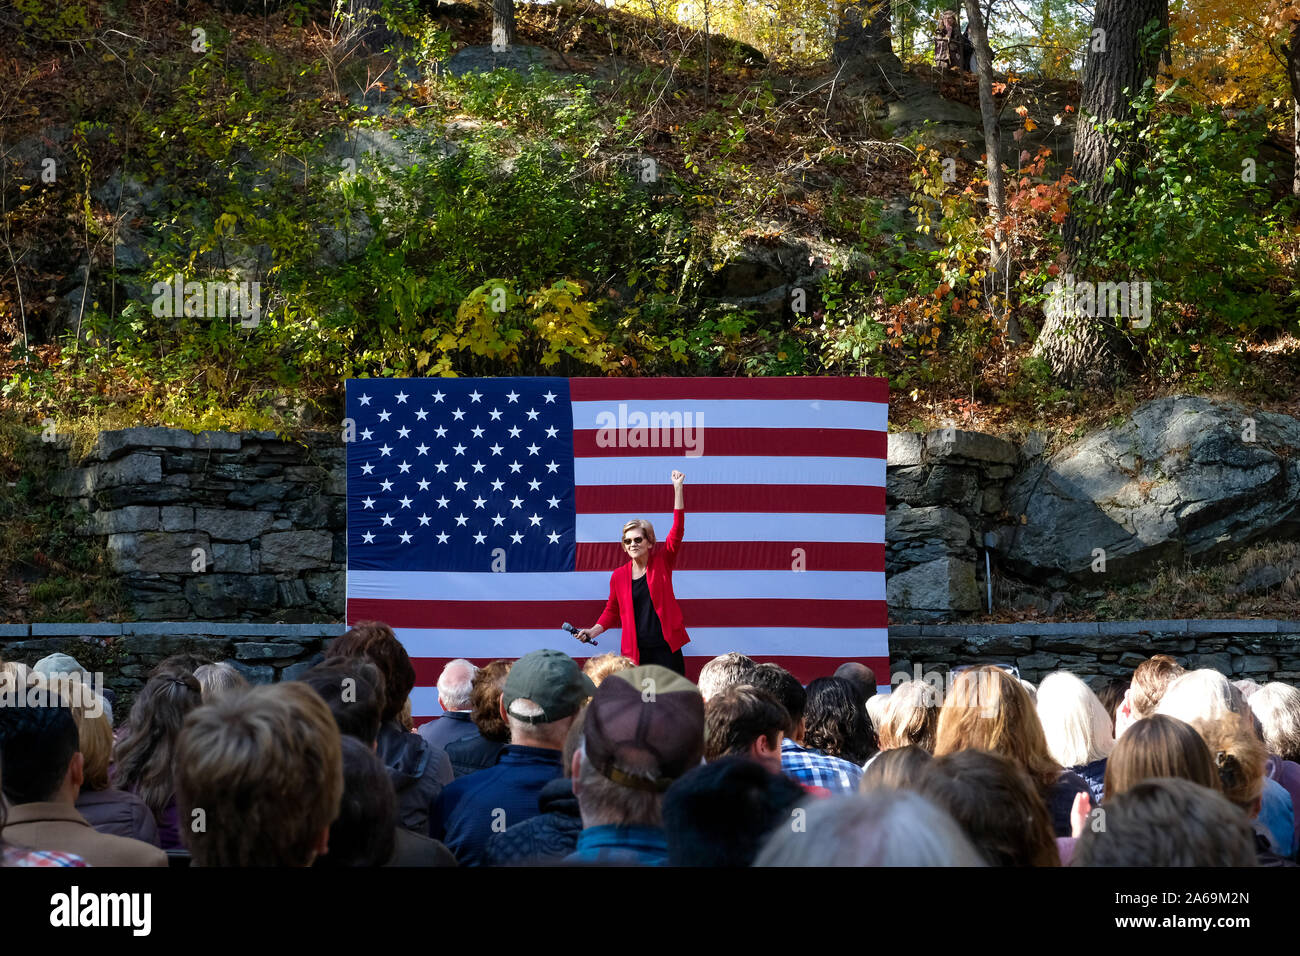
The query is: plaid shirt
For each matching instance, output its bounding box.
[781,738,863,793]
[3,845,87,867]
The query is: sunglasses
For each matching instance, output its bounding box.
[622,535,645,546]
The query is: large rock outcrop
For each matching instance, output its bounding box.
[997,396,1300,585]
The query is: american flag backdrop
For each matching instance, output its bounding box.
[344,376,889,721]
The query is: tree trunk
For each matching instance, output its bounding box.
[834,0,895,64]
[1032,0,1167,386]
[1287,21,1300,197]
[492,0,515,50]
[963,0,1007,296]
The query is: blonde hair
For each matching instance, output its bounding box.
[934,667,1062,789]
[193,662,247,703]
[1036,671,1115,768]
[1157,669,1244,726]
[878,681,939,752]
[1249,682,1300,763]
[621,519,656,545]
[583,653,636,687]
[67,685,115,791]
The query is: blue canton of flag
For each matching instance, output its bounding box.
[346,377,577,572]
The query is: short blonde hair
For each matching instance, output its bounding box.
[1157,670,1243,726]
[193,662,247,703]
[1036,671,1115,768]
[583,653,636,687]
[621,519,656,545]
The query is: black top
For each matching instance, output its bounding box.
[631,573,666,650]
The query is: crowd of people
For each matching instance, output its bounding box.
[1,626,1297,867]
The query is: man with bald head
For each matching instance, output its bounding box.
[834,662,879,703]
[418,659,482,752]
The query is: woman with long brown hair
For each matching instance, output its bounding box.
[112,668,203,851]
[934,666,1088,837]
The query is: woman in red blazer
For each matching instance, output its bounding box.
[577,471,689,674]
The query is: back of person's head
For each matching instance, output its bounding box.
[878,681,939,752]
[1036,670,1115,768]
[576,666,704,828]
[747,663,806,726]
[1074,778,1256,866]
[436,659,478,710]
[1129,654,1185,720]
[803,676,874,763]
[502,649,594,748]
[917,749,1059,867]
[328,621,413,723]
[176,682,343,867]
[66,685,113,792]
[193,661,248,703]
[662,757,806,866]
[1096,678,1128,734]
[704,685,790,762]
[834,661,878,703]
[470,659,513,742]
[300,659,386,747]
[582,653,636,688]
[934,666,1060,788]
[1248,682,1300,763]
[860,745,933,794]
[1104,714,1218,798]
[1157,669,1245,726]
[1192,716,1266,816]
[112,668,203,813]
[0,699,78,804]
[754,791,986,867]
[866,692,891,734]
[148,654,210,679]
[697,652,756,701]
[315,736,398,868]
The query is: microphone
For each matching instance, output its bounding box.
[562,622,597,647]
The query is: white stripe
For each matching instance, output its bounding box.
[577,512,883,543]
[571,399,887,431]
[574,456,885,486]
[350,569,885,601]
[396,626,888,657]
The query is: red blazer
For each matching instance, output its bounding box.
[596,509,690,662]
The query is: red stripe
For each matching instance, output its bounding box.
[570,376,888,403]
[573,428,886,459]
[409,654,893,710]
[348,598,886,629]
[575,483,884,514]
[576,541,885,572]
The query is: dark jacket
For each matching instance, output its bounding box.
[75,788,161,847]
[446,732,509,778]
[432,745,564,867]
[1072,758,1107,805]
[376,721,453,837]
[1046,770,1091,838]
[484,778,583,866]
[386,827,458,867]
[418,710,480,754]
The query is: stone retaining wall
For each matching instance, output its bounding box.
[50,427,345,621]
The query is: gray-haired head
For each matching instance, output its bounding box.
[437,658,478,712]
[697,652,756,702]
[754,790,986,867]
[33,653,88,679]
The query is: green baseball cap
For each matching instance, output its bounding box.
[502,649,596,724]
